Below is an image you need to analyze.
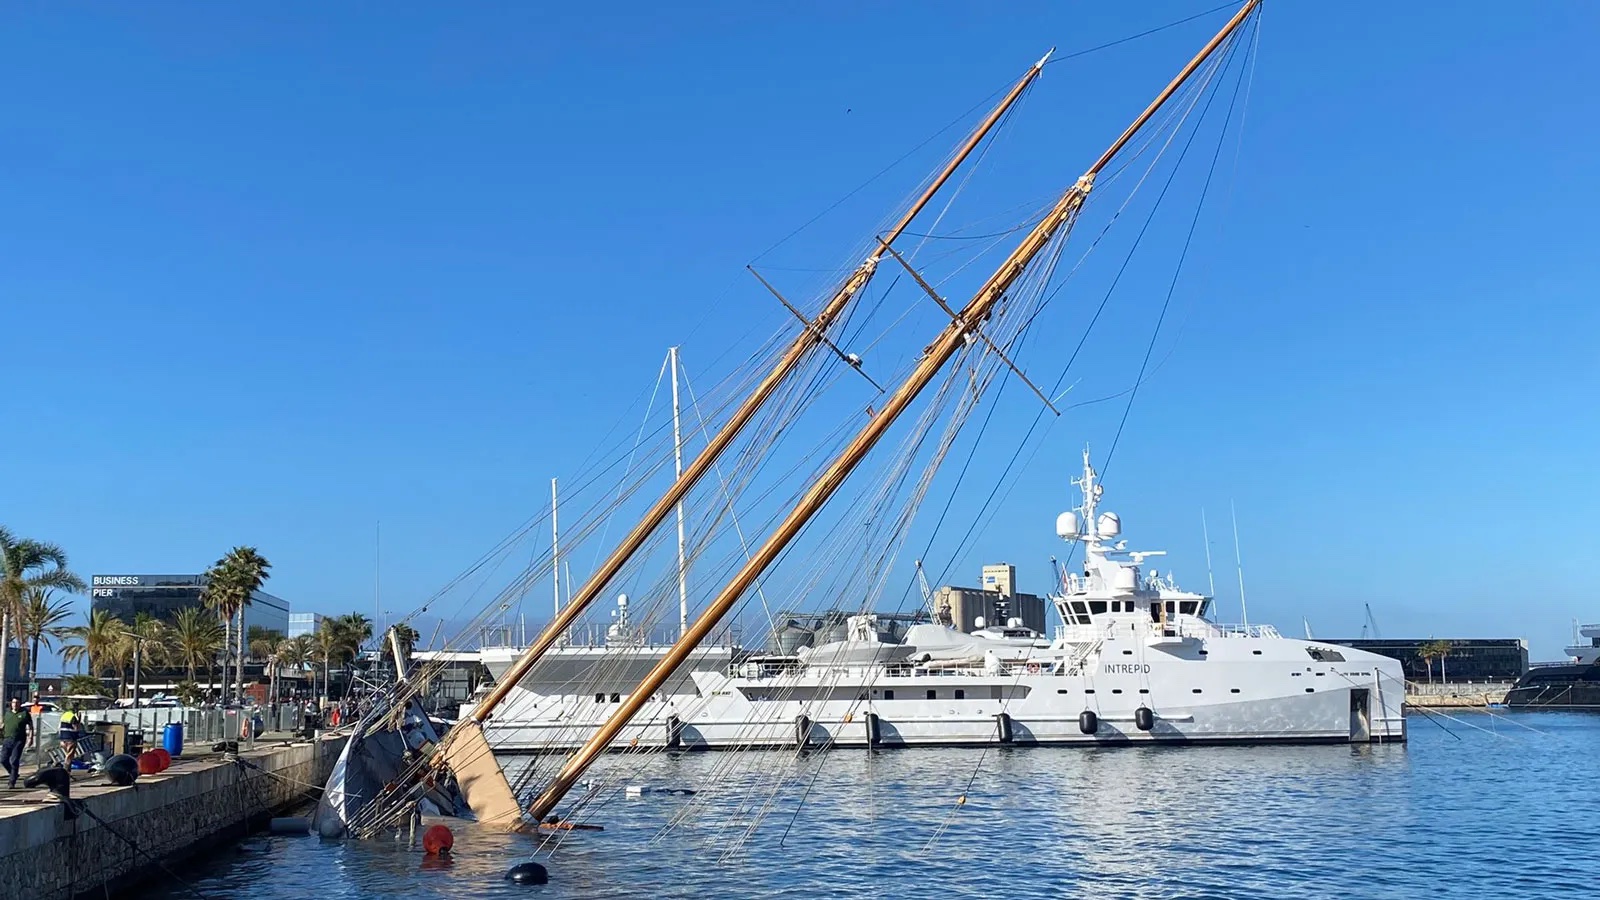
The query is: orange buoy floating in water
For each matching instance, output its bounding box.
[422,824,454,855]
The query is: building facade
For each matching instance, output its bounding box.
[1324,638,1529,683]
[90,574,290,635]
[288,612,325,638]
[933,586,1048,635]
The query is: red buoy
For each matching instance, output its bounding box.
[137,753,162,775]
[148,748,172,771]
[422,824,454,855]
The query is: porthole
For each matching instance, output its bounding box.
[1230,688,1241,694]
[1057,689,1070,695]
[1111,689,1123,694]
[1122,650,1134,656]
[1252,650,1262,655]
[1138,688,1149,694]
[1085,689,1096,695]
[1304,688,1314,693]
[1191,689,1202,694]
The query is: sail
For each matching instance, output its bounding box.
[314,697,469,838]
[436,720,526,832]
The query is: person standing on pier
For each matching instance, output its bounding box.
[2,697,33,789]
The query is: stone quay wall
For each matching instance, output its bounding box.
[0,734,347,900]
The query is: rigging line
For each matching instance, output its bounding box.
[927,42,1236,589]
[1102,21,1250,481]
[1034,38,1234,390]
[1044,1,1241,67]
[588,350,672,570]
[679,363,780,634]
[898,223,1036,241]
[748,75,1017,264]
[909,72,1031,262]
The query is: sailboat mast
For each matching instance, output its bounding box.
[464,53,1054,725]
[670,346,689,639]
[551,477,561,639]
[526,1,1259,821]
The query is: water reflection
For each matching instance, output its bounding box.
[142,712,1599,899]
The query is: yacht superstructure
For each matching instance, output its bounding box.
[1504,622,1600,709]
[474,450,1406,751]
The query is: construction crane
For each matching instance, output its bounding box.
[914,560,951,626]
[1360,603,1382,639]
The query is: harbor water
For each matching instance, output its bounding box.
[143,711,1600,899]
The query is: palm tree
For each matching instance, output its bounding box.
[204,546,272,703]
[171,607,224,685]
[334,613,373,658]
[277,635,313,699]
[1417,639,1452,685]
[62,673,108,697]
[62,609,125,679]
[1430,639,1453,683]
[390,623,421,668]
[19,587,75,683]
[0,527,86,698]
[314,621,343,702]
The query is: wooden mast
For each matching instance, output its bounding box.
[525,0,1259,822]
[462,52,1054,726]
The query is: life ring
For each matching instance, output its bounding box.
[1025,662,1041,675]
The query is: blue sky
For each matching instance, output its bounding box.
[4,2,1597,664]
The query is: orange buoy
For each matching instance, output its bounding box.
[148,748,171,771]
[137,753,162,775]
[422,824,454,855]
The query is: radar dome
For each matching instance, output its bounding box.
[1056,511,1081,539]
[1097,512,1121,538]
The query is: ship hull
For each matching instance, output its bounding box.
[1504,664,1600,709]
[474,635,1406,752]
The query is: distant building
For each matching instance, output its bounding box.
[288,612,325,638]
[981,563,1016,598]
[934,587,1047,635]
[90,574,289,635]
[1324,638,1529,683]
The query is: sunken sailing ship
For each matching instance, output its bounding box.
[317,0,1400,844]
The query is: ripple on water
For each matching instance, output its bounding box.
[141,711,1600,899]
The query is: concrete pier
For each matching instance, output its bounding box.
[1405,681,1511,708]
[0,734,346,899]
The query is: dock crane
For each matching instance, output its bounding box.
[1360,603,1382,639]
[914,560,951,627]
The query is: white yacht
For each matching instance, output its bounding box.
[474,450,1406,750]
[1565,623,1600,665]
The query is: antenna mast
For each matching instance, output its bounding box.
[525,0,1260,822]
[1201,508,1216,599]
[1231,499,1248,627]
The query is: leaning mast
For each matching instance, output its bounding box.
[525,0,1261,822]
[460,52,1054,728]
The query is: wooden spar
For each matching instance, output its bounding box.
[459,52,1053,727]
[525,0,1258,822]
